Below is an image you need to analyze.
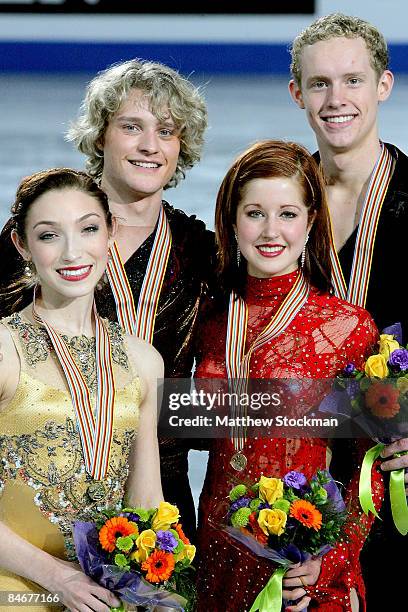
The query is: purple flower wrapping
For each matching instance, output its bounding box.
[224,529,329,612]
[73,522,186,610]
[382,322,403,344]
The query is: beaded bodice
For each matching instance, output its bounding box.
[195,271,378,515]
[196,272,377,482]
[197,270,378,381]
[0,313,140,561]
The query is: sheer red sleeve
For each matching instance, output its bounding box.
[308,311,383,611]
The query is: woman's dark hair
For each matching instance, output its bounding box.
[215,140,333,296]
[12,167,112,241]
[0,168,111,315]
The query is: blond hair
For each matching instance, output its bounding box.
[290,13,389,86]
[66,59,208,188]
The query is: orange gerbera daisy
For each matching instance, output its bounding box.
[99,516,138,553]
[142,549,175,583]
[290,500,322,531]
[365,382,400,419]
[174,523,190,545]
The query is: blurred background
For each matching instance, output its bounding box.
[1,0,407,510]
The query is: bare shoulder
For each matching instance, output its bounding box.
[0,321,20,404]
[124,334,164,379]
[0,321,17,360]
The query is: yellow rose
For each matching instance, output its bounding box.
[175,544,196,564]
[259,476,284,504]
[258,509,287,536]
[364,354,389,378]
[397,376,408,394]
[151,501,180,531]
[136,529,156,554]
[130,547,148,563]
[378,334,400,359]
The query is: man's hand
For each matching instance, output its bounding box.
[381,438,408,493]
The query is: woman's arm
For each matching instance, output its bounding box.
[0,521,120,611]
[283,311,382,611]
[124,336,164,508]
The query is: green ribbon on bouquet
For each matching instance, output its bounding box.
[111,603,126,612]
[359,442,384,518]
[249,566,287,612]
[360,445,408,534]
[389,451,408,536]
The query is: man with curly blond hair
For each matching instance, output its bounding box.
[0,59,214,540]
[289,13,408,610]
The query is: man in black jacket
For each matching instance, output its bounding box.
[0,59,214,541]
[289,12,408,610]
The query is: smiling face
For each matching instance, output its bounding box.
[289,36,393,156]
[13,188,112,302]
[234,176,313,278]
[100,88,181,204]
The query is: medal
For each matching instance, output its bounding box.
[230,451,247,472]
[226,271,309,468]
[33,294,115,480]
[87,481,106,502]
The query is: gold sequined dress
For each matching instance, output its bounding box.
[0,313,141,610]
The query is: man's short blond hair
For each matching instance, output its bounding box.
[290,13,389,86]
[66,59,208,188]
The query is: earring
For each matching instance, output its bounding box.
[234,233,241,266]
[24,260,34,278]
[301,234,309,268]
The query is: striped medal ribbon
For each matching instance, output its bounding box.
[329,143,394,308]
[106,204,172,343]
[226,271,309,470]
[32,298,115,480]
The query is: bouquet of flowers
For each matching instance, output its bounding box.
[320,324,408,535]
[73,501,196,611]
[225,470,346,612]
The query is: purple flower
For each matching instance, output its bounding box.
[230,496,251,513]
[343,363,357,376]
[156,530,178,552]
[388,349,408,371]
[283,471,307,490]
[258,502,271,510]
[122,512,140,523]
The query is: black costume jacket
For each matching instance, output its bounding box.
[315,143,408,609]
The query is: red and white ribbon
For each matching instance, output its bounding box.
[329,143,394,308]
[226,271,309,453]
[33,298,115,480]
[106,205,172,343]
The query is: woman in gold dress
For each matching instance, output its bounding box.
[0,169,164,611]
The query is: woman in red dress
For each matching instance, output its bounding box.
[195,141,383,611]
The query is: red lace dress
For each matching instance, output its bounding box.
[194,271,384,612]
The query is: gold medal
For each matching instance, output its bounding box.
[230,452,247,471]
[87,481,106,502]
